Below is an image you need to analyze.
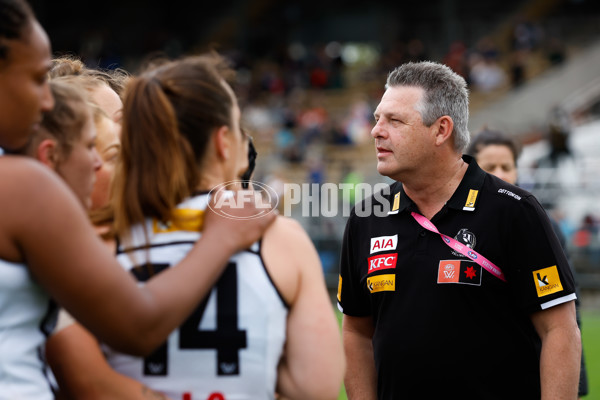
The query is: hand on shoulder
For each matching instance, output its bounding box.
[202,189,278,252]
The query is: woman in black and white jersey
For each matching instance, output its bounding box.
[0,2,274,398]
[47,52,345,400]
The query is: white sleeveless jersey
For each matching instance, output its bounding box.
[0,258,55,400]
[104,194,289,400]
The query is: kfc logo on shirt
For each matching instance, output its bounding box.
[370,234,398,254]
[368,254,397,273]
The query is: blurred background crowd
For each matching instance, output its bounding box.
[29,0,600,293]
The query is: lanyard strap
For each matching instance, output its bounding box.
[411,212,506,282]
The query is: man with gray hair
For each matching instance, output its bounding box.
[337,61,580,399]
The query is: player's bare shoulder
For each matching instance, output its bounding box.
[0,155,89,256]
[261,216,319,305]
[263,215,315,254]
[0,155,66,200]
[0,156,64,259]
[0,156,55,221]
[0,154,41,180]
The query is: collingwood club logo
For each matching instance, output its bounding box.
[451,228,476,258]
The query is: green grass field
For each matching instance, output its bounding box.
[334,309,600,399]
[582,310,600,399]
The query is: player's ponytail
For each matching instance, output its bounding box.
[112,52,238,237]
[112,70,197,236]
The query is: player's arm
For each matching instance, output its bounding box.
[3,159,274,355]
[264,217,345,400]
[46,321,171,400]
[530,301,581,400]
[342,314,376,400]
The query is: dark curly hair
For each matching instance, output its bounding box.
[0,0,34,62]
[467,128,521,164]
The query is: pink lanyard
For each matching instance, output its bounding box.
[411,212,506,282]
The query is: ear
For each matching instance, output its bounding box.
[36,139,58,169]
[214,125,232,160]
[433,115,454,147]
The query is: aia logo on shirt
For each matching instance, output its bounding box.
[367,254,397,273]
[370,234,398,254]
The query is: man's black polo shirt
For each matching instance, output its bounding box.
[338,155,577,399]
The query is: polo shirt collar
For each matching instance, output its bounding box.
[446,154,486,211]
[388,181,411,214]
[388,154,486,214]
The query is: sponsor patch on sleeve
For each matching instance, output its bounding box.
[533,265,563,297]
[437,260,482,286]
[367,274,395,293]
[337,275,342,302]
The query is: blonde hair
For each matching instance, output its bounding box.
[23,77,92,162]
[50,55,130,98]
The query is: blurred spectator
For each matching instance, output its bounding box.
[378,41,406,77]
[509,48,528,87]
[469,53,507,92]
[468,37,506,92]
[274,119,303,163]
[243,99,278,142]
[443,40,469,79]
[573,214,598,255]
[340,165,364,207]
[343,96,373,145]
[547,106,573,166]
[508,16,542,88]
[327,50,345,89]
[545,36,567,66]
[297,96,328,147]
[264,171,288,214]
[330,116,353,145]
[307,152,326,187]
[510,16,542,52]
[306,44,328,89]
[551,208,577,246]
[406,38,428,62]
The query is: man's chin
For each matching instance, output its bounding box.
[376,165,400,181]
[376,164,392,176]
